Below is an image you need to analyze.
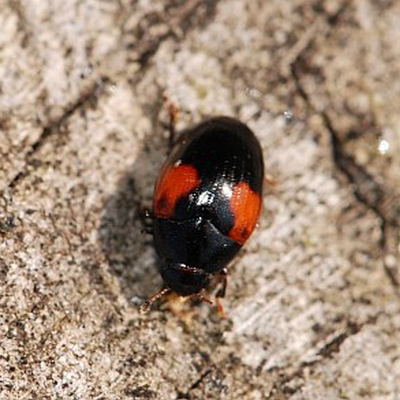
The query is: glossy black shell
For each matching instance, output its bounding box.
[153,116,264,295]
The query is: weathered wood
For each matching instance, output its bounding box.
[1,0,399,398]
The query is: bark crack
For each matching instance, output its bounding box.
[176,369,213,399]
[289,5,400,287]
[270,319,369,397]
[127,0,220,67]
[7,80,105,190]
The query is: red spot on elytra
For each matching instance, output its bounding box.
[154,164,200,218]
[228,182,261,244]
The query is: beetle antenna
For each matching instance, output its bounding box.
[139,287,171,314]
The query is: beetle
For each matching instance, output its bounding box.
[139,116,264,314]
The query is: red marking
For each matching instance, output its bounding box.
[228,182,262,245]
[154,164,200,218]
[216,297,227,319]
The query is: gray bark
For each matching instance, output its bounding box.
[1,0,399,398]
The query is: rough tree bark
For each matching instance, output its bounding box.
[1,0,399,399]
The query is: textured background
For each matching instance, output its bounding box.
[1,0,400,398]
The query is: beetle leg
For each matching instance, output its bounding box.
[216,268,228,298]
[264,174,278,187]
[215,298,226,319]
[162,95,179,151]
[139,287,171,314]
[194,291,213,305]
[168,102,178,151]
[139,207,154,234]
[215,268,228,318]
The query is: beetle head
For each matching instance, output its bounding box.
[139,263,211,314]
[161,262,210,296]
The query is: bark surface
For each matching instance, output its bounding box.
[1,1,399,398]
